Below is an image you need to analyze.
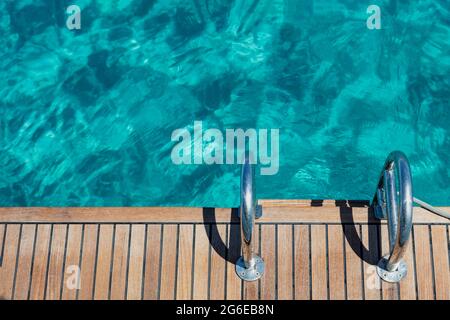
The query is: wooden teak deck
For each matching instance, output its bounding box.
[0,201,449,300]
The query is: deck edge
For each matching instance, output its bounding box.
[0,204,448,224]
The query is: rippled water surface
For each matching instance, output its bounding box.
[1,0,449,206]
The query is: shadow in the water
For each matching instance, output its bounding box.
[202,207,241,264]
[337,200,381,265]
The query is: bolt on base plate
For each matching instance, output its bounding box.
[235,255,265,281]
[377,255,407,283]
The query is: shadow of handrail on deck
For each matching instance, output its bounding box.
[202,202,382,266]
[202,208,241,264]
[337,200,381,265]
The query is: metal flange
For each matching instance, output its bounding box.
[376,255,407,283]
[235,255,265,282]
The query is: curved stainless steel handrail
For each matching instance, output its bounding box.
[235,155,265,281]
[372,151,413,282]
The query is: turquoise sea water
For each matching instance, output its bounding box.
[0,0,449,207]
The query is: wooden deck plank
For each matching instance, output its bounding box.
[193,224,211,300]
[0,225,21,300]
[311,225,328,299]
[29,224,52,300]
[12,224,36,300]
[344,224,363,300]
[0,224,5,265]
[294,225,310,300]
[430,225,450,300]
[143,225,161,300]
[110,225,130,300]
[78,225,98,300]
[413,225,434,300]
[380,224,399,300]
[328,225,345,300]
[243,225,260,300]
[93,224,113,300]
[226,223,242,300]
[45,225,67,300]
[209,224,226,300]
[361,224,381,300]
[159,225,177,300]
[398,232,417,300]
[260,225,276,300]
[1,206,447,224]
[61,225,82,300]
[277,225,293,300]
[176,224,194,300]
[126,225,146,300]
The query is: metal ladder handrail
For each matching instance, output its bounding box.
[372,151,413,283]
[235,155,265,281]
[413,197,450,220]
